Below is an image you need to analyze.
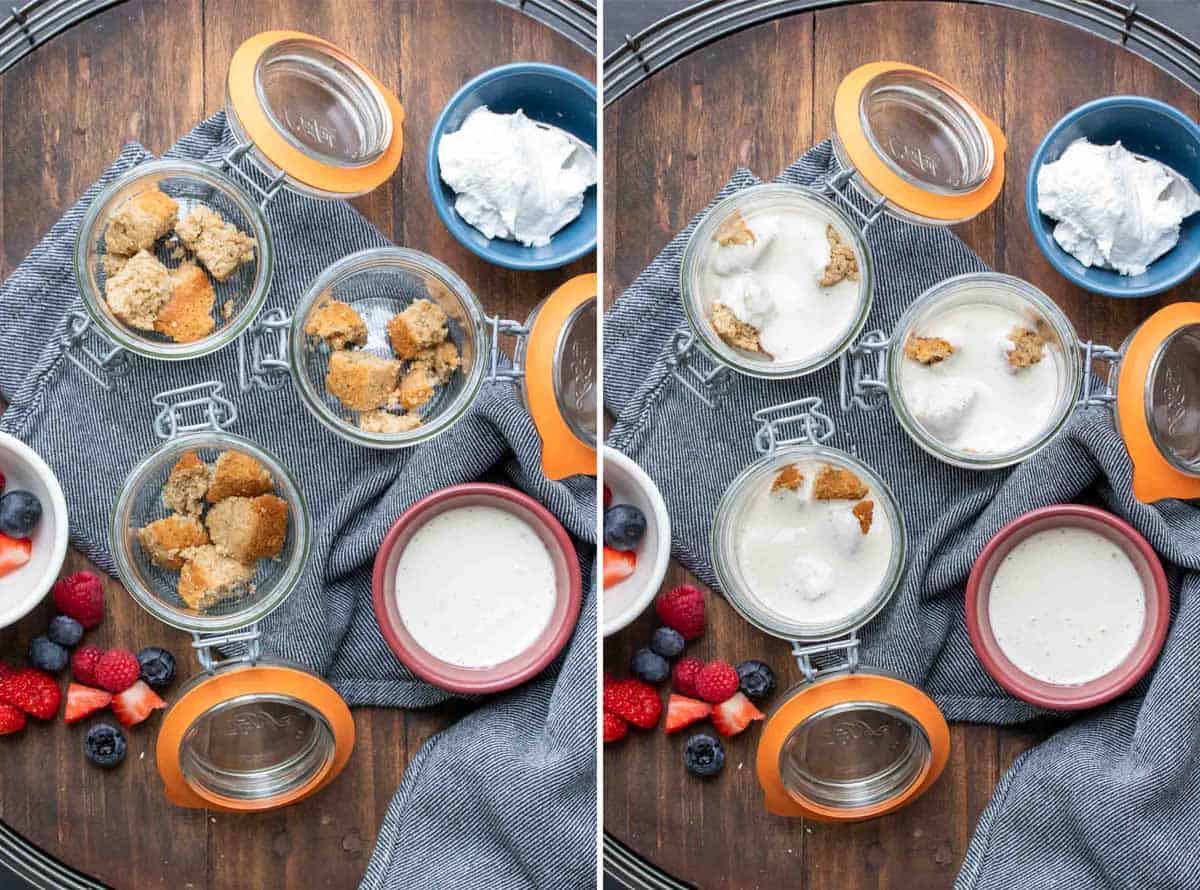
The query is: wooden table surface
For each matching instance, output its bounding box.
[602,3,1199,888]
[0,2,592,887]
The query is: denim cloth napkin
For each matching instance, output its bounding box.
[0,113,596,890]
[604,140,1200,889]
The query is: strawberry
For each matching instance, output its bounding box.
[655,585,705,640]
[602,546,636,588]
[695,660,740,704]
[603,711,628,743]
[0,702,26,735]
[0,668,60,720]
[110,681,165,727]
[64,683,112,724]
[672,657,704,698]
[94,649,140,694]
[71,645,104,686]
[0,533,32,579]
[604,677,661,730]
[664,694,712,733]
[711,692,764,737]
[52,571,105,628]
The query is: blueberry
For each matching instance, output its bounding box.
[85,723,127,769]
[47,615,83,648]
[0,490,41,538]
[27,635,68,673]
[737,660,776,702]
[684,733,725,778]
[630,648,670,684]
[603,504,646,552]
[650,627,685,659]
[137,647,176,690]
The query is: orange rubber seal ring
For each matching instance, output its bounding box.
[1117,302,1200,503]
[227,31,404,195]
[156,664,355,812]
[834,62,1006,222]
[756,673,949,822]
[527,273,597,480]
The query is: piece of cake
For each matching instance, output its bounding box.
[177,545,253,611]
[304,300,368,350]
[1006,326,1046,369]
[154,263,216,343]
[905,335,956,365]
[104,250,172,331]
[176,205,256,282]
[136,515,210,570]
[206,494,288,563]
[358,410,423,433]
[326,350,402,412]
[771,465,804,493]
[414,340,461,385]
[387,299,448,359]
[852,500,875,534]
[813,465,868,501]
[396,363,436,411]
[162,451,210,515]
[104,188,179,256]
[820,225,859,287]
[206,450,274,503]
[710,302,765,354]
[714,210,756,247]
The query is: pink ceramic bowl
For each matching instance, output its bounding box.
[966,504,1170,711]
[371,483,582,694]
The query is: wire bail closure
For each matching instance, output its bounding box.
[486,315,529,385]
[667,329,731,408]
[838,329,890,412]
[192,625,262,674]
[238,308,292,392]
[1077,339,1121,408]
[792,632,861,683]
[152,381,239,439]
[62,310,130,391]
[823,167,888,235]
[752,396,836,456]
[220,143,286,210]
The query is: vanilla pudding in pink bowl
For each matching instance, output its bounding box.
[372,483,582,694]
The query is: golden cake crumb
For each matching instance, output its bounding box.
[710,302,766,355]
[206,450,273,503]
[136,515,210,570]
[714,210,756,247]
[175,205,256,281]
[396,363,436,411]
[104,250,172,331]
[163,451,210,516]
[904,335,956,365]
[1006,326,1046,369]
[305,300,369,350]
[102,254,129,279]
[206,494,288,563]
[105,188,179,256]
[771,464,805,493]
[222,299,235,321]
[852,500,875,535]
[387,299,449,359]
[358,410,422,433]
[154,263,215,344]
[177,545,253,611]
[813,464,869,501]
[326,350,402,412]
[414,340,461,385]
[819,225,859,287]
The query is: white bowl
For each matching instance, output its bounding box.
[0,433,69,629]
[602,446,670,637]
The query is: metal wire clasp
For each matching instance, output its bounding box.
[486,315,529,384]
[823,167,887,235]
[838,329,890,412]
[752,396,836,455]
[220,143,286,209]
[238,308,292,392]
[667,329,730,408]
[1077,339,1121,408]
[61,311,130,391]
[792,632,860,683]
[152,381,238,439]
[193,626,262,674]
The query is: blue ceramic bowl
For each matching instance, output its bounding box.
[1026,96,1200,298]
[427,63,597,271]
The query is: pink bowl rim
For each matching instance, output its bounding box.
[371,482,582,694]
[965,503,1170,711]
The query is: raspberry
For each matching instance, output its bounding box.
[0,702,26,734]
[603,678,662,730]
[603,711,628,743]
[695,660,740,704]
[93,650,140,694]
[672,657,704,698]
[52,572,105,629]
[655,585,705,640]
[71,645,104,686]
[0,668,61,720]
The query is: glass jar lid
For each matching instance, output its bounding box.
[226,31,404,199]
[757,671,949,821]
[157,660,354,812]
[1145,324,1200,475]
[833,62,1006,225]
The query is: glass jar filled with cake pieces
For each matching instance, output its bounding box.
[668,62,1006,405]
[68,31,403,377]
[108,382,353,812]
[708,396,948,821]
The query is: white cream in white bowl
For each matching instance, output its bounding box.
[0,433,69,629]
[602,446,671,637]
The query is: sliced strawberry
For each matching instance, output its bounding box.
[110,681,165,727]
[603,711,628,743]
[603,546,636,588]
[64,683,112,724]
[604,678,661,729]
[0,668,60,720]
[711,692,764,737]
[664,694,712,734]
[0,533,32,579]
[0,702,26,735]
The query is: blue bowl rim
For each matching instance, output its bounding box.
[426,62,598,272]
[1025,95,1200,299]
